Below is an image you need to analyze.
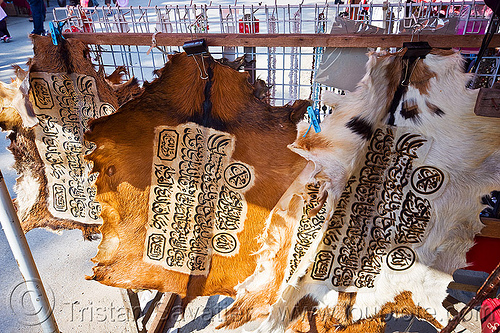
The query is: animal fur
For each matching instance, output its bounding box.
[0,36,141,239]
[103,65,144,105]
[85,52,309,297]
[219,49,500,332]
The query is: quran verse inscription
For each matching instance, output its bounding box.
[30,73,115,224]
[305,126,447,290]
[144,123,254,275]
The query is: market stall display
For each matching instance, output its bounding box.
[1,1,500,332]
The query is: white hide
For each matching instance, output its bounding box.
[14,172,41,221]
[228,50,500,333]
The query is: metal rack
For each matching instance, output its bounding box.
[52,1,499,108]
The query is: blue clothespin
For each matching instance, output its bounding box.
[303,105,321,137]
[50,21,66,46]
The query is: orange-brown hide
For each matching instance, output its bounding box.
[0,36,140,239]
[85,53,309,296]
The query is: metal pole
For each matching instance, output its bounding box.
[0,170,60,333]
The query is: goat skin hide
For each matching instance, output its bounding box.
[0,36,141,239]
[85,52,309,296]
[219,49,500,333]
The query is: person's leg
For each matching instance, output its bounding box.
[0,19,6,38]
[42,0,46,23]
[27,0,45,34]
[0,19,11,41]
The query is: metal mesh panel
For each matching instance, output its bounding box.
[53,1,499,109]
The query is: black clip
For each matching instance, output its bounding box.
[402,41,432,59]
[182,39,208,56]
[183,38,209,79]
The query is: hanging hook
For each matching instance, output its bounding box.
[146,31,159,55]
[188,22,194,40]
[321,0,327,15]
[146,31,168,55]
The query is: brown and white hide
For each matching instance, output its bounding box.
[0,36,139,239]
[219,49,500,332]
[84,52,309,297]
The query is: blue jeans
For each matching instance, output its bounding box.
[27,0,46,34]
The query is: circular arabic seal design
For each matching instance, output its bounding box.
[224,163,252,189]
[411,166,444,195]
[386,246,416,271]
[212,233,237,254]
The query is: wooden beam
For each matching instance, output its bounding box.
[479,217,500,239]
[140,291,163,328]
[62,32,499,48]
[474,86,500,118]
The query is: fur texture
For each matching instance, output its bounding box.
[85,52,309,297]
[219,49,500,332]
[0,36,140,239]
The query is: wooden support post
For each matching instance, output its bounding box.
[147,293,176,333]
[119,289,140,333]
[140,291,163,328]
[121,289,177,333]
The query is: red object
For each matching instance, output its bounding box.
[12,0,31,15]
[239,18,259,34]
[481,298,500,333]
[64,26,81,33]
[362,0,369,11]
[466,236,500,273]
[79,10,93,33]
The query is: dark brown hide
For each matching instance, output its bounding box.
[104,66,144,105]
[0,36,134,239]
